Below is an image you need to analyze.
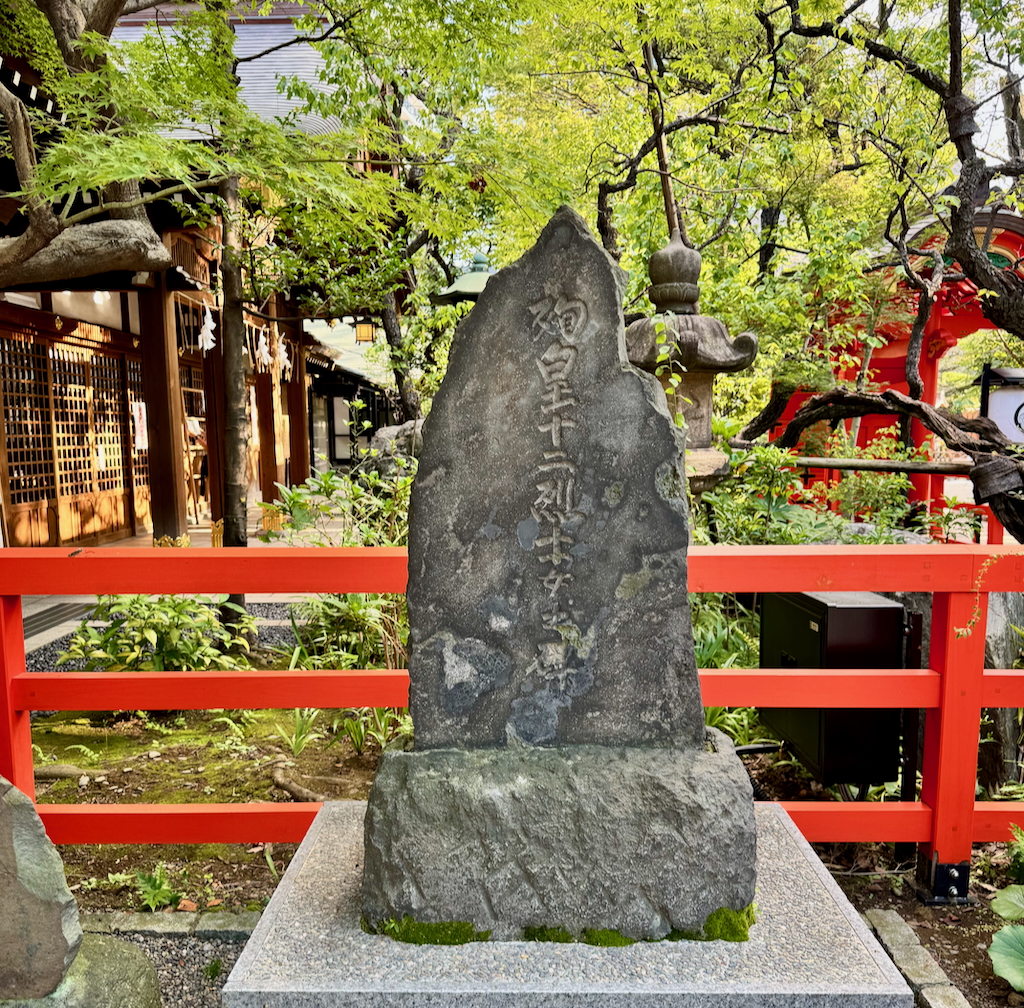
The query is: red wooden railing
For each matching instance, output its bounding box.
[2,544,1024,866]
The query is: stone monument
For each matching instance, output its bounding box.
[361,206,757,941]
[1,775,160,1008]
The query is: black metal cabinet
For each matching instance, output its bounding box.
[759,591,906,785]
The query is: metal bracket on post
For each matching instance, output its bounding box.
[912,855,974,905]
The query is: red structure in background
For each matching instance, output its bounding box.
[771,210,1024,510]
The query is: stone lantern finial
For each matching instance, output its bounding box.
[625,233,759,492]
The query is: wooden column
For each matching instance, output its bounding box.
[255,368,284,504]
[139,277,188,539]
[286,340,310,485]
[203,334,227,522]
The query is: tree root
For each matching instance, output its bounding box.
[34,764,90,780]
[270,758,327,803]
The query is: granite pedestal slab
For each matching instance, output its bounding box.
[223,802,912,1008]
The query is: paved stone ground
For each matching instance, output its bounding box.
[90,905,972,1008]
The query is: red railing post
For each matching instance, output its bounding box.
[987,508,1005,545]
[920,589,987,873]
[0,595,34,798]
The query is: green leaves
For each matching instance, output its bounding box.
[57,594,257,672]
[990,926,1024,991]
[993,886,1024,922]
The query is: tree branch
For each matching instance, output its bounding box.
[0,82,60,269]
[784,0,949,95]
[770,386,1011,457]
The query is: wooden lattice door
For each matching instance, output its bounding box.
[0,332,57,546]
[49,344,133,544]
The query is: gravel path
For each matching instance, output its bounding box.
[120,934,246,1008]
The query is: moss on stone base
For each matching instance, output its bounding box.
[521,926,574,943]
[581,928,636,947]
[367,916,491,945]
[666,903,757,943]
[368,903,756,947]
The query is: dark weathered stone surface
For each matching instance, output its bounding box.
[362,730,757,940]
[0,775,82,1000]
[408,206,704,749]
[3,934,161,1008]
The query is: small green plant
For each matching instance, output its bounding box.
[63,743,101,765]
[58,594,257,672]
[667,904,757,942]
[79,871,134,892]
[1010,823,1024,883]
[331,707,413,753]
[987,825,1024,989]
[135,864,183,912]
[704,707,775,748]
[334,710,368,754]
[274,708,323,756]
[211,711,256,738]
[204,959,223,982]
[581,928,635,946]
[366,707,414,751]
[691,593,758,668]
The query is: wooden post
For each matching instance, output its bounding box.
[0,595,33,798]
[139,276,188,540]
[256,369,284,505]
[287,339,310,485]
[919,590,987,873]
[202,338,227,523]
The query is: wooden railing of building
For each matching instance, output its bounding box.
[1,544,1022,872]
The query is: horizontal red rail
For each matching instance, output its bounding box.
[14,669,410,711]
[974,802,1024,841]
[689,544,1024,593]
[5,544,1024,860]
[981,670,1024,707]
[699,669,941,708]
[778,801,933,843]
[6,543,1024,594]
[37,803,321,844]
[13,667,967,712]
[0,547,409,596]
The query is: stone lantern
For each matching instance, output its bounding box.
[626,232,758,493]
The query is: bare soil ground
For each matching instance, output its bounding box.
[32,707,379,913]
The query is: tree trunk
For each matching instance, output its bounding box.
[381,294,422,423]
[219,176,250,549]
[218,176,250,630]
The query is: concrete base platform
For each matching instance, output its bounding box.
[223,802,912,1008]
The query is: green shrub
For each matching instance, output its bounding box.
[58,594,256,671]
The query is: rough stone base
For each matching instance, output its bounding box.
[223,801,912,1008]
[362,739,756,941]
[2,934,160,1008]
